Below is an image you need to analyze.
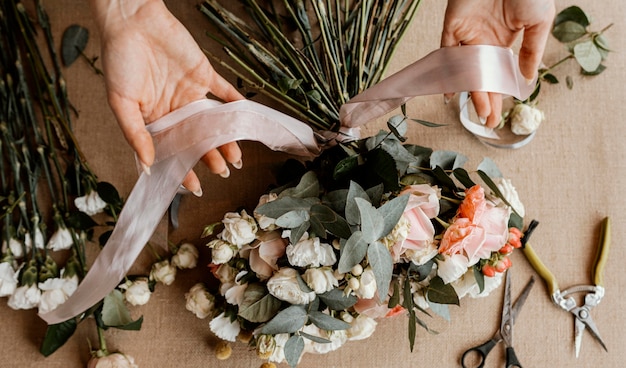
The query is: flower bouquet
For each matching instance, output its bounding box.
[189,118,526,366]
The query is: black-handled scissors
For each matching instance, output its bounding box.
[461,271,535,368]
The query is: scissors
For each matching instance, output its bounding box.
[461,271,535,368]
[522,217,610,357]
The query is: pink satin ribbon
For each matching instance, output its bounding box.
[40,45,533,325]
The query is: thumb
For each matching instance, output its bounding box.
[518,21,553,82]
[208,71,245,103]
[108,95,155,172]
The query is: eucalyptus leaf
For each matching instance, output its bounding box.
[453,168,475,189]
[368,148,400,191]
[368,241,393,301]
[581,64,606,76]
[426,276,460,305]
[365,184,384,207]
[477,170,520,217]
[428,301,451,321]
[388,279,400,308]
[279,171,319,199]
[551,20,587,43]
[380,138,418,175]
[574,40,602,72]
[276,210,310,228]
[346,181,370,225]
[284,335,305,368]
[411,118,446,128]
[256,196,312,219]
[338,231,368,273]
[322,189,348,213]
[387,115,407,142]
[40,319,78,357]
[308,311,351,331]
[289,220,310,244]
[432,166,457,192]
[377,194,409,239]
[319,288,358,310]
[554,5,590,28]
[309,215,326,238]
[61,24,89,66]
[355,197,385,243]
[311,204,352,239]
[102,290,141,328]
[238,284,282,323]
[333,155,360,181]
[261,305,308,334]
[300,331,332,344]
[477,157,503,179]
[430,150,468,171]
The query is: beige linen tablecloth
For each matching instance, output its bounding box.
[1,1,625,367]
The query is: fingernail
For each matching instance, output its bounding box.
[140,161,151,176]
[479,116,487,125]
[232,159,243,170]
[193,187,203,197]
[525,78,534,86]
[444,96,451,104]
[219,167,230,178]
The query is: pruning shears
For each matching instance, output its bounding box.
[521,217,610,358]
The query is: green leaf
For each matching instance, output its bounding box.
[426,276,460,305]
[428,301,451,321]
[279,171,319,198]
[276,210,310,228]
[289,220,310,244]
[311,204,352,239]
[285,335,305,368]
[473,266,485,294]
[333,155,360,181]
[308,311,351,331]
[66,211,98,230]
[430,150,468,171]
[477,170,521,217]
[552,20,587,43]
[261,305,308,334]
[377,194,409,239]
[542,73,559,84]
[410,118,446,128]
[432,166,457,192]
[581,64,606,76]
[61,24,89,66]
[355,198,385,243]
[278,77,303,93]
[300,331,331,344]
[453,168,475,189]
[368,148,400,191]
[346,181,370,225]
[388,279,400,308]
[40,319,78,357]
[319,288,358,311]
[256,197,312,219]
[508,212,524,230]
[97,181,122,206]
[477,157,503,178]
[566,76,574,89]
[574,40,602,72]
[322,189,348,213]
[387,115,407,142]
[554,6,590,28]
[368,241,393,301]
[101,290,139,328]
[238,284,282,323]
[338,231,368,273]
[365,184,384,207]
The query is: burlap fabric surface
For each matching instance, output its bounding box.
[1,0,624,367]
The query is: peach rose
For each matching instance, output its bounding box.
[248,231,287,280]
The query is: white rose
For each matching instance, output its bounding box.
[469,271,504,298]
[8,284,41,310]
[302,267,338,294]
[354,267,377,300]
[213,263,237,296]
[0,262,18,297]
[208,239,236,265]
[493,177,526,218]
[347,314,377,341]
[38,275,79,314]
[437,254,470,284]
[254,193,279,230]
[24,228,45,250]
[509,103,544,135]
[209,312,241,342]
[87,352,138,368]
[268,333,290,364]
[120,278,151,306]
[3,237,25,259]
[301,324,347,354]
[224,271,248,306]
[150,260,176,285]
[286,234,336,268]
[267,268,316,305]
[47,227,74,251]
[74,190,107,216]
[404,242,438,266]
[172,242,199,269]
[219,210,258,247]
[185,283,215,319]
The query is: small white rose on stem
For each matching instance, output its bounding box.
[219,210,258,247]
[184,283,215,319]
[171,242,199,269]
[87,352,138,368]
[509,102,544,135]
[119,277,151,306]
[150,259,176,286]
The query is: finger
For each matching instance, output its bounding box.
[108,94,155,172]
[440,26,459,105]
[518,6,555,81]
[218,142,243,169]
[201,148,230,178]
[470,91,491,125]
[208,70,245,103]
[182,170,203,197]
[485,92,502,128]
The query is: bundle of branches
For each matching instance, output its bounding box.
[199,0,421,131]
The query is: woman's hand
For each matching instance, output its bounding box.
[89,0,244,195]
[441,0,555,127]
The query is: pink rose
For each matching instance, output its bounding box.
[248,231,287,280]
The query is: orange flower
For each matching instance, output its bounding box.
[458,185,486,222]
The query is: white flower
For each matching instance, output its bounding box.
[346,314,378,341]
[267,267,316,305]
[354,267,377,299]
[302,267,338,294]
[509,102,544,135]
[172,243,199,269]
[47,227,74,251]
[38,275,79,314]
[2,237,24,259]
[469,272,504,298]
[0,262,18,297]
[285,233,336,268]
[302,324,347,354]
[437,254,470,284]
[212,263,238,296]
[224,271,248,306]
[268,333,290,363]
[404,242,438,266]
[493,177,526,218]
[24,228,45,250]
[208,239,236,265]
[150,259,176,285]
[219,210,258,247]
[74,190,107,216]
[185,283,215,319]
[8,284,41,310]
[87,352,138,368]
[120,277,151,306]
[254,193,279,230]
[209,312,241,342]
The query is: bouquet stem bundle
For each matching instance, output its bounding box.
[199,0,421,131]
